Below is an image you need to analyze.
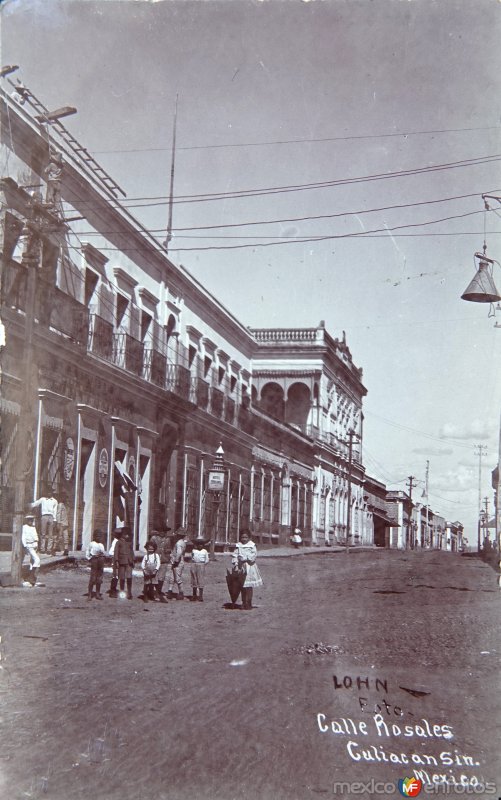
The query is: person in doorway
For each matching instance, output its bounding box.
[141,540,161,603]
[232,529,263,610]
[113,528,135,600]
[86,529,106,600]
[108,527,123,598]
[22,514,40,587]
[190,537,209,602]
[149,528,171,601]
[55,493,70,555]
[167,528,188,600]
[31,489,57,554]
[290,528,303,549]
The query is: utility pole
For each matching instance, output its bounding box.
[345,430,358,555]
[10,176,65,583]
[424,460,430,548]
[406,476,416,550]
[483,496,490,545]
[163,93,179,253]
[474,444,488,552]
[10,198,43,584]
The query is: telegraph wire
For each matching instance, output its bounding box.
[71,191,489,236]
[364,411,479,452]
[70,153,501,208]
[91,124,501,155]
[167,210,485,252]
[65,209,485,254]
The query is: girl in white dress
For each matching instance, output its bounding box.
[232,530,263,610]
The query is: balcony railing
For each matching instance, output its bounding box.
[2,261,27,312]
[88,313,114,360]
[113,331,144,377]
[143,347,166,388]
[166,364,191,400]
[191,377,210,409]
[211,387,224,418]
[225,397,236,424]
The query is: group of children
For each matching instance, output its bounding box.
[83,526,263,609]
[85,526,211,604]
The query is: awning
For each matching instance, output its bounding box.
[372,510,399,527]
[114,461,137,492]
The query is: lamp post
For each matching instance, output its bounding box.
[207,444,226,559]
[345,430,360,554]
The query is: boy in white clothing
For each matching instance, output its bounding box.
[22,514,40,586]
[190,537,209,602]
[141,540,161,603]
[86,530,106,600]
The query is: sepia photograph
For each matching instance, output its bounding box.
[0,1,500,798]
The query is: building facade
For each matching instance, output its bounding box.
[0,85,368,553]
[0,83,464,559]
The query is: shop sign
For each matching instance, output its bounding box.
[98,448,109,488]
[63,437,75,481]
[208,470,225,491]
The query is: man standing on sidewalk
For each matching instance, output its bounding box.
[31,489,58,555]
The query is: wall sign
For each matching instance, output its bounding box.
[98,448,109,488]
[63,437,75,481]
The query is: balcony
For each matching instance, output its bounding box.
[192,376,210,409]
[56,300,89,347]
[143,348,166,388]
[113,331,144,377]
[211,387,224,418]
[2,261,27,312]
[88,314,113,360]
[224,397,236,424]
[166,363,191,400]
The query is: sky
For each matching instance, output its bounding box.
[2,0,501,541]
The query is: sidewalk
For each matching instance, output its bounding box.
[1,542,376,583]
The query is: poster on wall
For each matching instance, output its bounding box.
[1,2,500,800]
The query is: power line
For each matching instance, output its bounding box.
[73,153,501,208]
[167,210,485,252]
[71,191,488,236]
[364,411,478,451]
[66,210,486,254]
[91,124,501,155]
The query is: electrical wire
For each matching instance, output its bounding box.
[71,153,501,208]
[167,210,485,252]
[364,412,478,452]
[71,191,488,236]
[91,124,501,155]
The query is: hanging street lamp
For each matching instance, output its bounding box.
[461,194,501,306]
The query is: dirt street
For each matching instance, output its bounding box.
[1,550,500,800]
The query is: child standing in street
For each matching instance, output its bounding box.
[167,528,188,600]
[141,540,161,603]
[190,537,209,601]
[22,514,40,587]
[113,528,135,599]
[108,527,122,598]
[86,529,106,600]
[232,529,263,610]
[149,528,171,601]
